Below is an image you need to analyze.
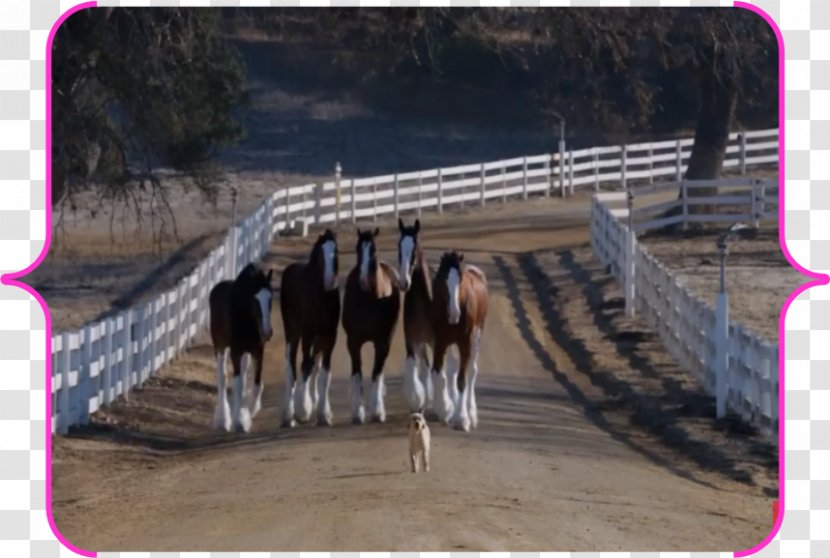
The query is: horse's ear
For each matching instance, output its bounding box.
[373,227,380,237]
[458,253,464,262]
[414,219,420,233]
[398,218,404,232]
[267,269,274,281]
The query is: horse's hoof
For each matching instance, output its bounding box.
[317,413,333,427]
[280,419,297,428]
[212,413,231,432]
[452,418,471,432]
[371,414,386,424]
[352,415,365,425]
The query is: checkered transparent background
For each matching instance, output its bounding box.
[0,0,825,556]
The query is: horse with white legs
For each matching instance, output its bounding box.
[279,228,341,427]
[398,218,435,413]
[430,251,488,431]
[209,263,274,433]
[342,228,401,424]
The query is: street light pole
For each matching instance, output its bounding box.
[714,223,748,419]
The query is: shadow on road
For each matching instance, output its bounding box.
[494,250,776,490]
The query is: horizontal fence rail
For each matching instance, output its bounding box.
[590,183,780,438]
[50,127,779,434]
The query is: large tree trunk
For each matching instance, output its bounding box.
[681,44,739,216]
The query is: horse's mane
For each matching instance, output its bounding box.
[465,264,487,285]
[376,261,399,297]
[235,263,263,292]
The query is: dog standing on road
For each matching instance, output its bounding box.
[409,412,430,473]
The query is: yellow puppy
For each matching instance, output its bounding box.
[408,412,431,473]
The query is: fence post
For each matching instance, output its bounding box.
[103,318,114,406]
[740,128,747,175]
[545,153,554,198]
[285,186,292,235]
[372,179,377,220]
[393,173,399,219]
[544,156,551,197]
[750,181,758,228]
[559,139,566,197]
[122,310,132,401]
[163,293,172,366]
[229,189,239,280]
[149,299,158,377]
[335,161,342,227]
[59,332,70,434]
[647,143,654,184]
[136,305,145,384]
[174,287,183,359]
[621,145,628,191]
[568,150,575,195]
[417,172,423,217]
[80,326,92,425]
[624,189,636,318]
[480,163,486,207]
[522,156,529,200]
[675,139,683,181]
[757,179,766,225]
[314,183,322,225]
[502,163,507,203]
[681,180,689,231]
[301,186,307,224]
[350,179,357,224]
[264,195,274,248]
[460,171,466,210]
[715,292,729,419]
[438,169,443,214]
[593,149,599,192]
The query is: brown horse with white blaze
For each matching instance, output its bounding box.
[279,229,341,427]
[209,263,274,433]
[431,251,488,431]
[342,228,401,423]
[398,218,434,412]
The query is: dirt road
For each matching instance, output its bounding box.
[52,197,774,553]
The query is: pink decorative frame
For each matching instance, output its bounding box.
[0,2,816,557]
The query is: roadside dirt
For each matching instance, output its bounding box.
[639,225,802,342]
[52,199,776,553]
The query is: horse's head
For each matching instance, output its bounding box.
[356,227,380,292]
[397,218,421,292]
[435,251,464,325]
[312,228,339,291]
[236,263,275,341]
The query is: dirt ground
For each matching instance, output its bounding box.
[639,225,801,343]
[52,198,777,553]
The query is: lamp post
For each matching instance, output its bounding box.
[550,111,566,197]
[714,222,748,419]
[717,223,749,295]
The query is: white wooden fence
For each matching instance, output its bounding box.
[590,181,780,437]
[50,127,778,435]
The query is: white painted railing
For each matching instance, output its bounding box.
[630,177,779,232]
[50,127,778,434]
[590,188,779,437]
